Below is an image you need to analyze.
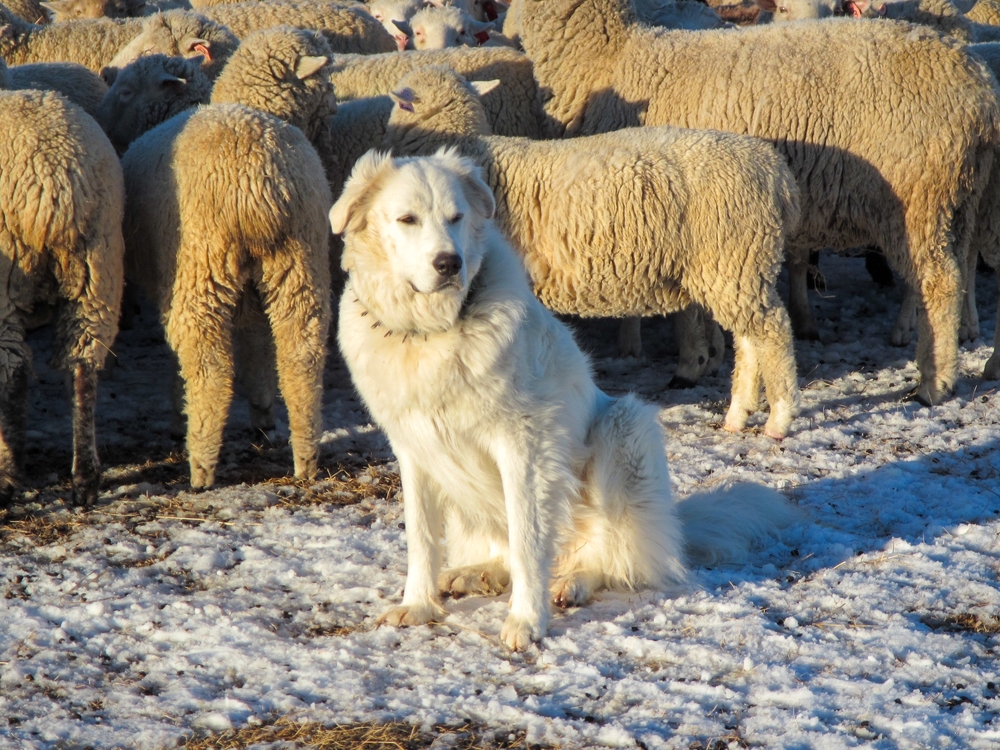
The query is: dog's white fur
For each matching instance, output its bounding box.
[333,149,798,650]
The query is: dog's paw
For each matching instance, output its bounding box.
[438,564,509,597]
[551,574,595,609]
[500,614,543,651]
[377,602,445,628]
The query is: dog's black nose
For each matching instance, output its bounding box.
[433,252,463,277]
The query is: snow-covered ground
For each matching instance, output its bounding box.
[1,256,998,749]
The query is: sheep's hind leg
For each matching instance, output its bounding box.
[234,291,278,438]
[752,306,799,439]
[617,317,642,358]
[787,246,820,341]
[723,335,761,434]
[891,287,918,347]
[913,260,962,406]
[983,269,1000,380]
[167,293,237,490]
[70,362,101,506]
[0,360,27,506]
[259,248,330,482]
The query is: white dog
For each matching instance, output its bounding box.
[332,149,797,650]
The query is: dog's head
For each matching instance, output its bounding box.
[330,148,496,333]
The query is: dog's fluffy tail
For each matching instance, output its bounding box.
[676,483,800,567]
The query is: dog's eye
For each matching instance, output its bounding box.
[398,214,417,225]
[449,213,464,224]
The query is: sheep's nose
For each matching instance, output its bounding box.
[433,252,462,277]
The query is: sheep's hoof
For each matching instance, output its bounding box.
[984,356,1000,381]
[71,476,100,507]
[912,381,953,407]
[890,328,912,347]
[669,375,697,389]
[189,464,216,491]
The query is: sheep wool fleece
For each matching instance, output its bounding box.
[520,0,1000,406]
[0,88,125,506]
[120,104,332,488]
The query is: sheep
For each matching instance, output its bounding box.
[633,0,728,28]
[4,0,46,22]
[101,10,241,80]
[199,0,397,52]
[0,4,144,69]
[519,0,1000,406]
[425,0,508,23]
[95,53,210,150]
[328,46,544,137]
[365,0,425,48]
[39,0,133,21]
[392,5,493,49]
[6,61,107,114]
[0,87,125,506]
[968,0,1000,24]
[754,0,839,23]
[383,66,802,437]
[119,103,332,488]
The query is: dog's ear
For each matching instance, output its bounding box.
[330,149,395,239]
[432,146,496,220]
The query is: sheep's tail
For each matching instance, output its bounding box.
[676,482,801,567]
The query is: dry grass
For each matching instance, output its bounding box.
[921,612,1000,635]
[182,718,532,750]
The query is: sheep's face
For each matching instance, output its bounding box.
[403,7,493,49]
[40,0,128,22]
[755,0,840,21]
[331,150,496,332]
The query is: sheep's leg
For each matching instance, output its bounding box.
[169,356,186,441]
[234,291,278,436]
[723,335,761,433]
[70,361,100,506]
[787,246,819,340]
[0,359,27,507]
[752,307,799,439]
[891,287,918,347]
[913,260,962,406]
[166,293,237,490]
[983,269,1000,380]
[617,317,642,358]
[960,247,980,342]
[705,318,725,374]
[671,306,709,387]
[259,251,330,482]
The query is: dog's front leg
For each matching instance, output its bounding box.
[378,451,447,628]
[494,435,553,651]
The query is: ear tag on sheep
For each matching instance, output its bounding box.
[191,42,212,61]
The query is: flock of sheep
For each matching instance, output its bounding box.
[1,0,999,508]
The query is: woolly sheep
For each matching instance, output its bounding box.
[366,0,424,48]
[199,0,397,52]
[392,5,493,50]
[384,66,802,437]
[40,0,133,21]
[519,0,1000,405]
[0,87,125,506]
[119,103,332,488]
[95,53,210,149]
[754,0,839,23]
[968,0,1000,23]
[329,46,544,137]
[4,0,46,22]
[6,61,107,114]
[0,4,143,69]
[634,0,728,28]
[102,10,240,80]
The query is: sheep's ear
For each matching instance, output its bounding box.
[295,55,328,80]
[389,86,417,112]
[423,0,445,7]
[330,150,395,237]
[469,79,500,98]
[184,37,212,61]
[753,0,777,10]
[156,70,187,90]
[39,1,66,16]
[392,18,412,34]
[468,19,494,34]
